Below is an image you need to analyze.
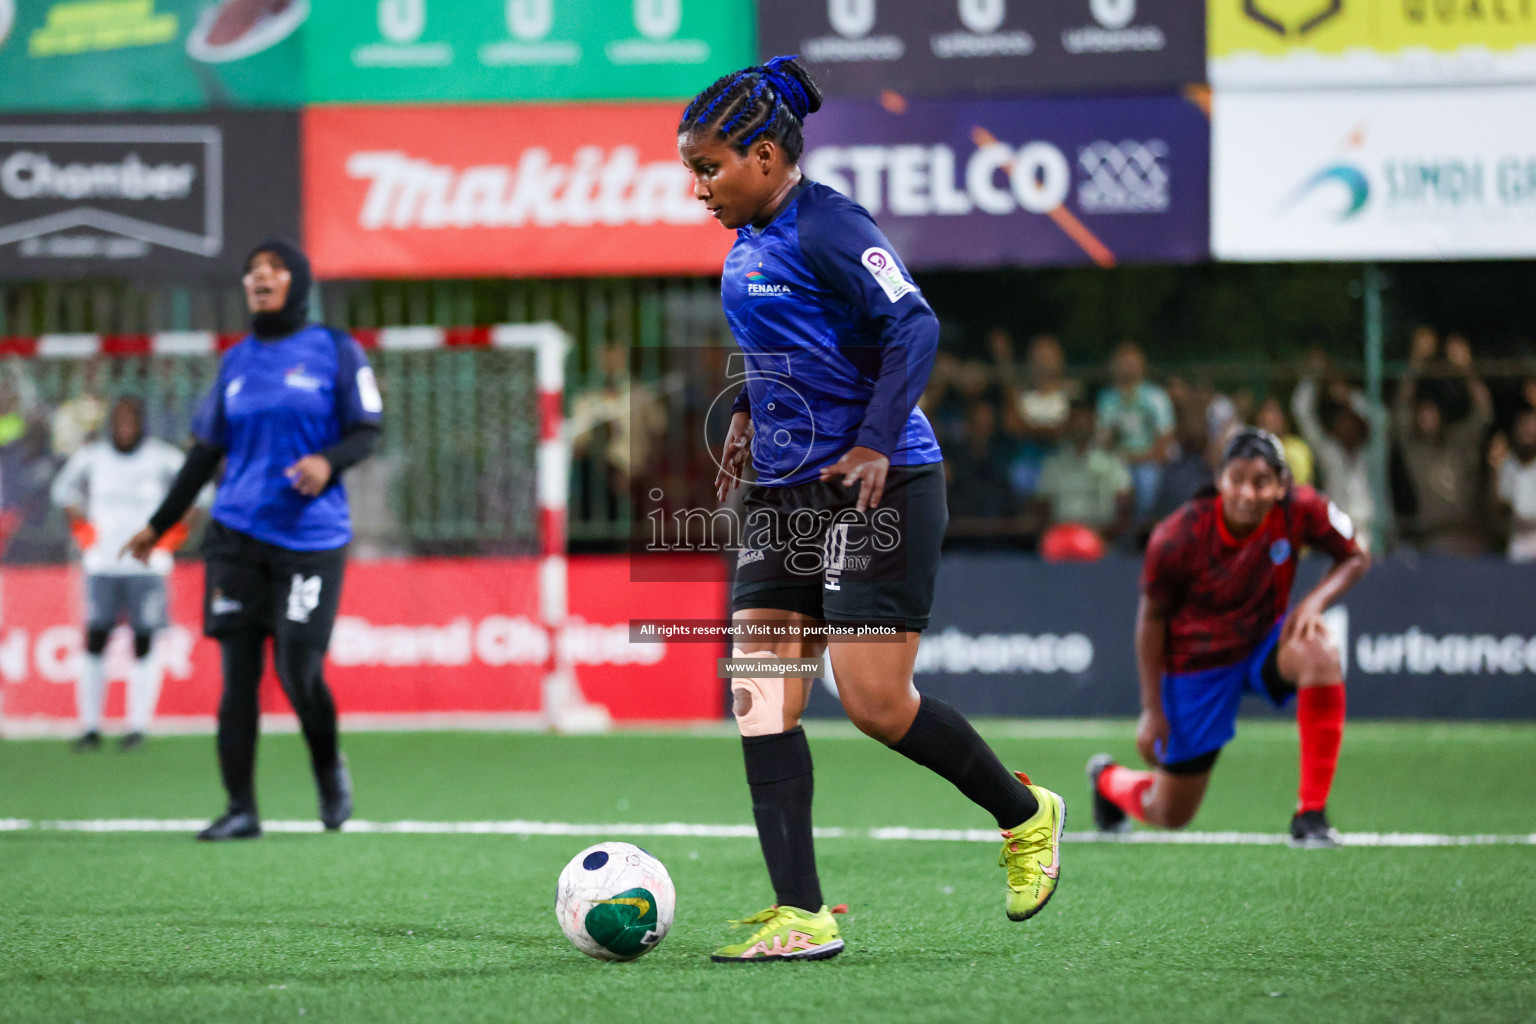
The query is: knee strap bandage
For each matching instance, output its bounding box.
[730,647,787,737]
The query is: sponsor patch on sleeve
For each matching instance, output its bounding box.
[1327,500,1355,541]
[860,247,916,303]
[357,367,383,414]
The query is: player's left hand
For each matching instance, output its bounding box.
[1282,602,1328,645]
[285,455,333,496]
[820,446,889,512]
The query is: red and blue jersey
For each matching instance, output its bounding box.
[1142,486,1360,673]
[192,325,382,551]
[722,180,943,486]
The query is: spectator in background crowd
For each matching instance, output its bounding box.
[1492,406,1536,563]
[919,351,968,447]
[945,400,1018,526]
[1037,399,1133,545]
[0,377,27,447]
[1393,330,1492,555]
[1256,397,1314,487]
[51,362,107,459]
[1095,341,1173,522]
[1149,413,1214,524]
[1292,352,1382,544]
[1007,333,1079,499]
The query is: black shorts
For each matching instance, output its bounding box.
[202,520,347,645]
[730,461,947,632]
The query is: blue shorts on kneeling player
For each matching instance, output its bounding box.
[1158,617,1295,769]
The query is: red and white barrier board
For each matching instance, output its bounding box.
[0,556,726,730]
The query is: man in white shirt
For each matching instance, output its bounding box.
[50,397,191,751]
[1497,408,1536,563]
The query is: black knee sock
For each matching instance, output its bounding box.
[890,694,1039,829]
[217,632,265,815]
[743,727,822,912]
[274,638,339,779]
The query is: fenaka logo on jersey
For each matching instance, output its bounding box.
[284,365,324,391]
[0,125,222,262]
[745,266,793,296]
[1269,538,1292,565]
[860,246,915,302]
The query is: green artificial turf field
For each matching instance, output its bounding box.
[3,721,1534,1024]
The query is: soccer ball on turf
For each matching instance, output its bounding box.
[556,842,676,961]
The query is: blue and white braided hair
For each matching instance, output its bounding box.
[678,55,823,161]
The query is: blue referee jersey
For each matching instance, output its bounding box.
[192,325,383,551]
[723,180,943,487]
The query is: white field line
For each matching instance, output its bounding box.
[0,818,1532,847]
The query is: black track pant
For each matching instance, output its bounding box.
[202,521,346,814]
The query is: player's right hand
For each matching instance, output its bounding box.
[715,412,753,501]
[120,526,160,565]
[1135,707,1169,768]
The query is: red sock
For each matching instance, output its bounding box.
[1098,764,1154,823]
[1296,683,1346,813]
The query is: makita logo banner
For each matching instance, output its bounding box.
[0,112,298,281]
[304,105,733,277]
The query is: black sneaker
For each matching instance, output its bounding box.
[118,731,146,752]
[197,809,262,841]
[318,755,353,832]
[1289,809,1341,849]
[1086,753,1129,834]
[71,730,102,752]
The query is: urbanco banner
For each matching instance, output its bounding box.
[1209,0,1536,89]
[802,93,1210,269]
[0,0,307,111]
[302,104,735,278]
[759,0,1204,98]
[0,555,726,729]
[1213,88,1536,261]
[799,555,1536,720]
[0,111,299,281]
[306,0,753,101]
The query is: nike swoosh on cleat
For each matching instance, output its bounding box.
[1041,797,1063,880]
[597,896,651,917]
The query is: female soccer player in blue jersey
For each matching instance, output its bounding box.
[125,239,382,841]
[678,58,1065,962]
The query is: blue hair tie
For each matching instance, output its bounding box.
[759,55,810,121]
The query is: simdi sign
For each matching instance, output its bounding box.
[303,104,733,278]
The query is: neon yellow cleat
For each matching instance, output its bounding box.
[999,773,1066,922]
[709,903,845,962]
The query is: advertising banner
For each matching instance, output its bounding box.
[0,111,299,281]
[1209,0,1536,89]
[1212,88,1536,261]
[802,94,1210,269]
[0,0,306,111]
[305,0,752,102]
[302,104,733,279]
[798,555,1536,720]
[758,0,1204,98]
[0,555,726,728]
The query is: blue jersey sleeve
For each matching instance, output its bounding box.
[795,190,939,457]
[331,331,384,429]
[190,358,229,449]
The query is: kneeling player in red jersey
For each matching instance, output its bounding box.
[1088,428,1371,847]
